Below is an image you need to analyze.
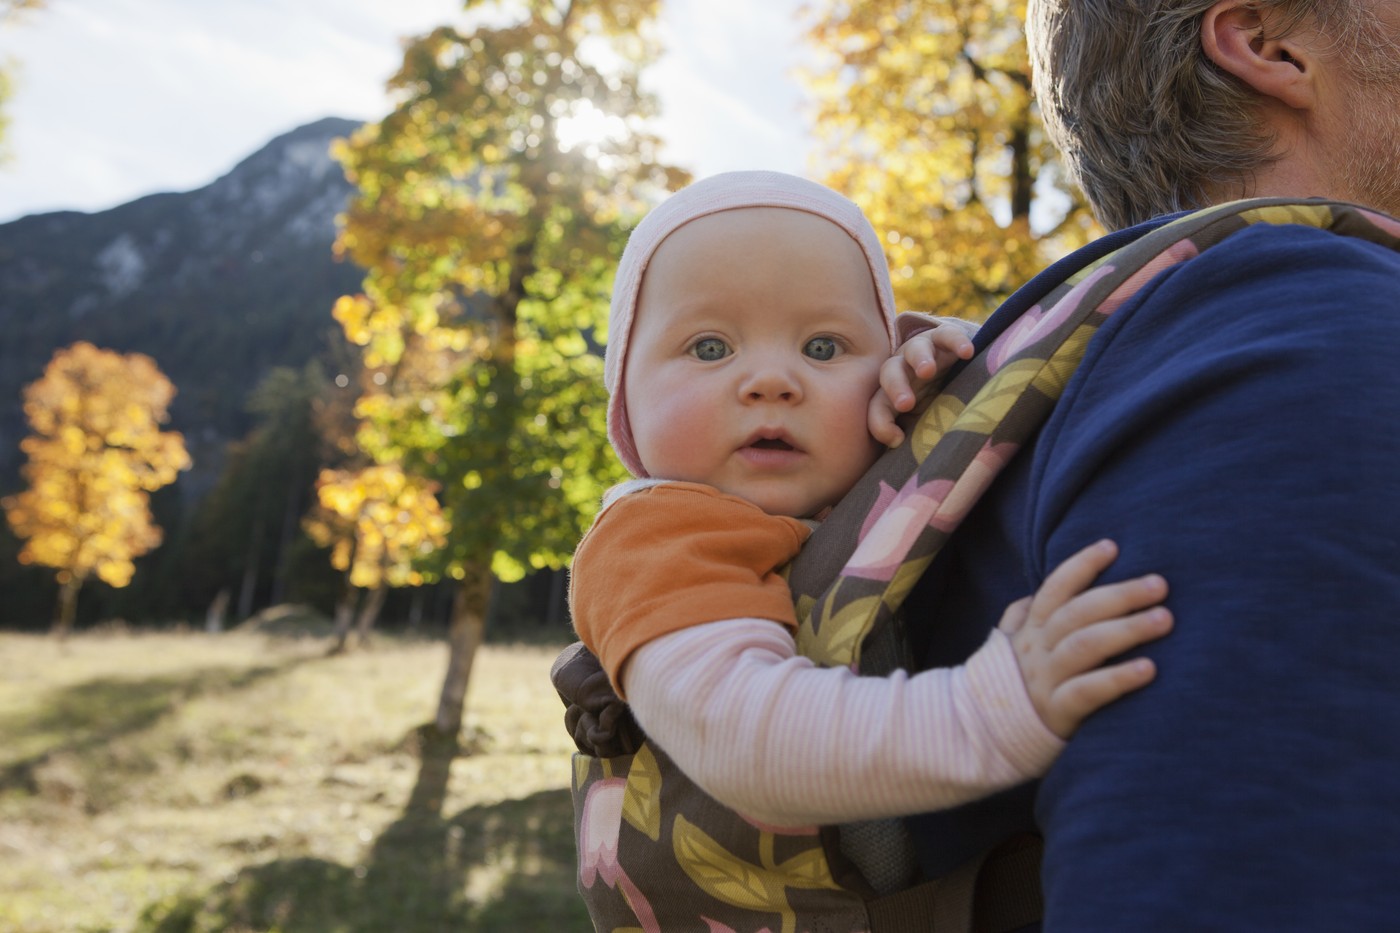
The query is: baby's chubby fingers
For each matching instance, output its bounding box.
[898,327,972,382]
[867,391,906,447]
[874,322,978,448]
[924,324,975,366]
[1048,656,1158,731]
[901,331,942,382]
[1032,608,1169,738]
[879,354,921,414]
[1027,539,1121,616]
[1049,606,1173,678]
[1040,572,1169,649]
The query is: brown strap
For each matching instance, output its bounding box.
[865,878,940,931]
[866,834,1043,933]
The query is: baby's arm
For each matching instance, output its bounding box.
[623,540,1168,828]
[869,317,977,447]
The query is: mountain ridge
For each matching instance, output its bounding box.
[0,116,368,495]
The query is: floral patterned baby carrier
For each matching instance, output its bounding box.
[552,199,1400,933]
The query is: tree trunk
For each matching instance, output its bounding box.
[205,588,230,633]
[547,567,567,631]
[270,480,303,606]
[237,516,264,620]
[351,583,388,649]
[433,562,493,737]
[1010,118,1033,223]
[52,576,81,640]
[329,573,359,654]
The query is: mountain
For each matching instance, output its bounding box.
[0,116,367,495]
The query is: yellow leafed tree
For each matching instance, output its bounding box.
[1,1,49,150]
[3,342,190,636]
[1,1,46,16]
[303,464,450,653]
[803,0,1098,319]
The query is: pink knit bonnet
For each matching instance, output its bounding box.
[605,170,899,477]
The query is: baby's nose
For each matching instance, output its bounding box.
[740,359,802,402]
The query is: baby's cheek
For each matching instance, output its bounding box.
[631,396,715,478]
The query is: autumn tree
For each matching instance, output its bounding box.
[3,342,190,636]
[1,0,48,151]
[803,0,1097,318]
[0,1,45,16]
[304,464,450,653]
[333,0,685,741]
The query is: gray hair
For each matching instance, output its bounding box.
[1027,1,1374,229]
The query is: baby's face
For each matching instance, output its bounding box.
[622,207,888,518]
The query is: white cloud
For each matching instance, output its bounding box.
[648,0,814,180]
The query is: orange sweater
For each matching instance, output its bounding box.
[569,481,811,693]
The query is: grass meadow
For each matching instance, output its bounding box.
[0,615,591,932]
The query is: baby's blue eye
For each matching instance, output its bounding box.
[693,337,730,361]
[804,337,838,361]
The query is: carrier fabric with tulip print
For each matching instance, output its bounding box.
[551,199,1400,933]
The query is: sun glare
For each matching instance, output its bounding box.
[556,100,628,157]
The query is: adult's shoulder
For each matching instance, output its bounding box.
[1069,213,1400,380]
[980,206,1400,348]
[1142,215,1400,319]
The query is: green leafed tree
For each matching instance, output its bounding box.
[803,0,1097,319]
[332,0,687,743]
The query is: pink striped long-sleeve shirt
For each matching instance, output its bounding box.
[625,617,1061,828]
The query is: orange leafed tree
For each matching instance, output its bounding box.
[803,0,1097,319]
[303,464,450,652]
[3,342,191,636]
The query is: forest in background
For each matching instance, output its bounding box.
[0,0,1093,707]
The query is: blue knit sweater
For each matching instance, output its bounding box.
[904,215,1400,930]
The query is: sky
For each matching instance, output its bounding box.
[0,0,818,224]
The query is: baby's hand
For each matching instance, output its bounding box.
[868,322,976,447]
[998,539,1172,739]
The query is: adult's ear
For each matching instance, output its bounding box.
[1201,0,1316,110]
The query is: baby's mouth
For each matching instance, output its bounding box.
[750,438,795,451]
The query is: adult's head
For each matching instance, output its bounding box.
[1027,0,1400,229]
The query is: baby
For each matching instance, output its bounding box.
[562,171,1170,925]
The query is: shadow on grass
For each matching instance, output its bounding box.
[136,732,590,933]
[0,659,311,799]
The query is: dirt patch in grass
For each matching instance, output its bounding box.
[0,630,589,932]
